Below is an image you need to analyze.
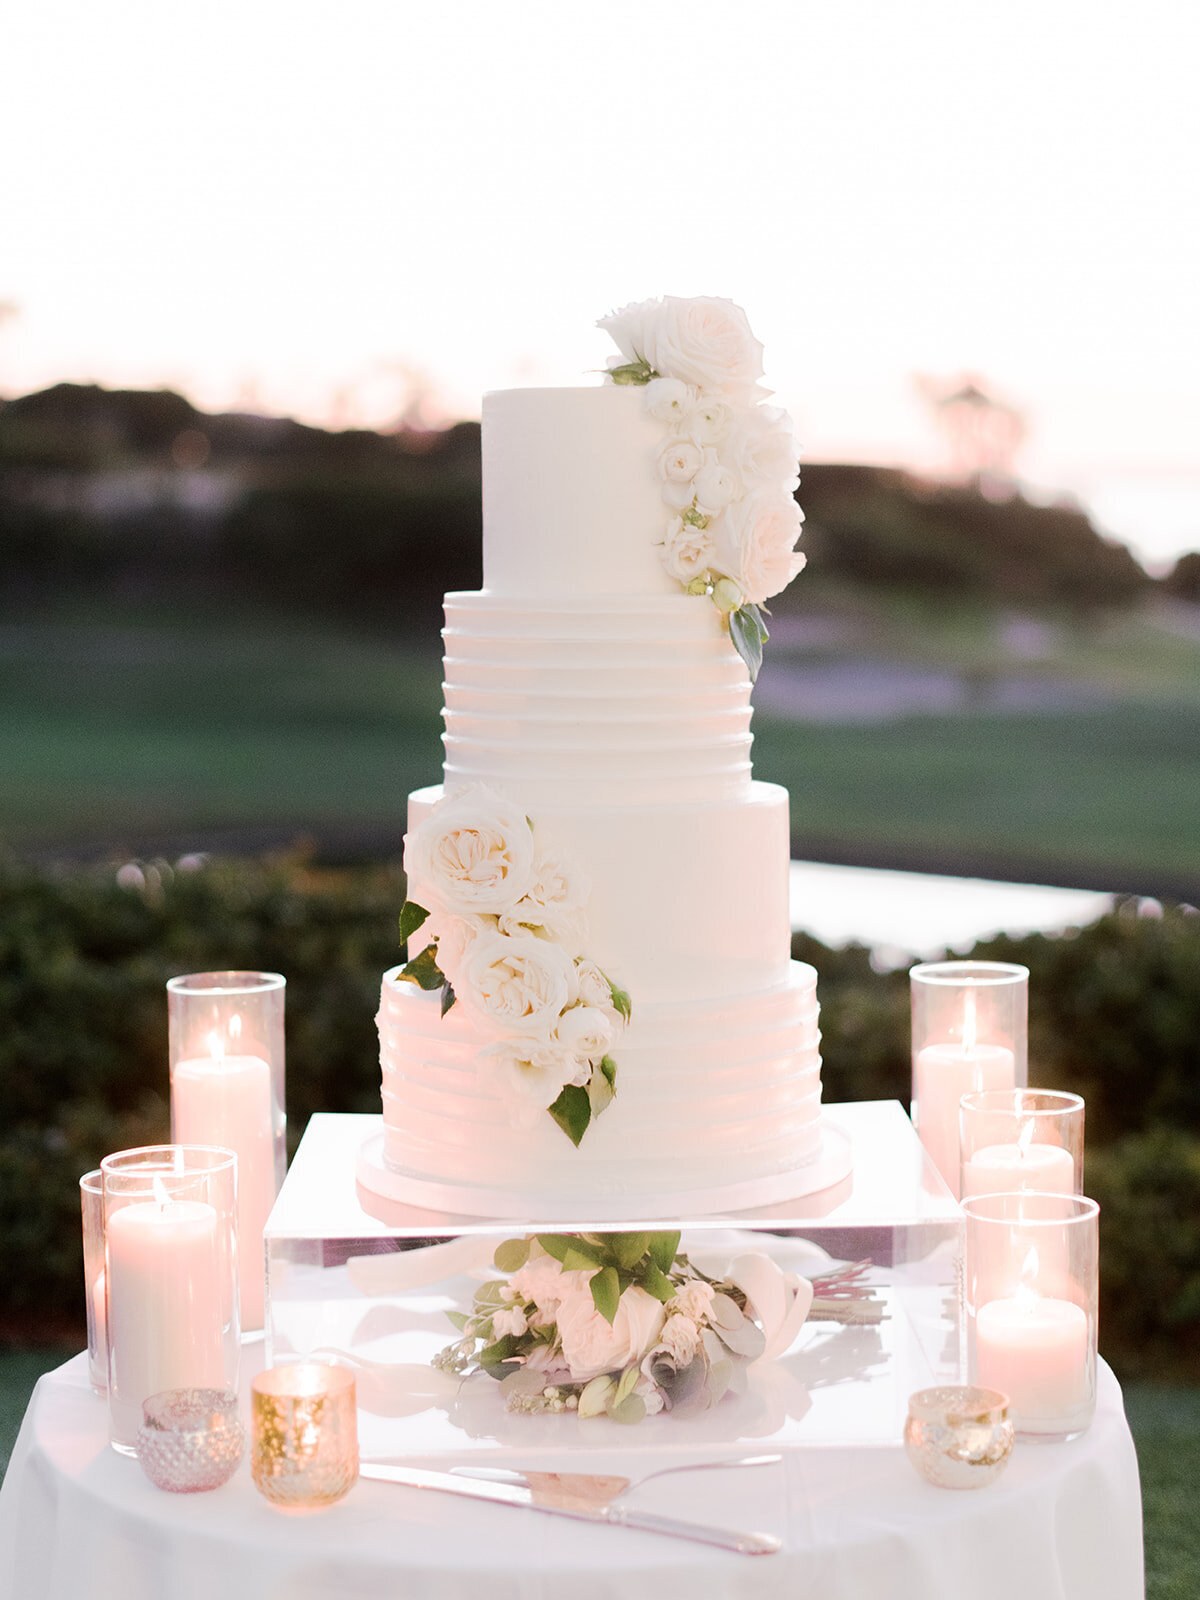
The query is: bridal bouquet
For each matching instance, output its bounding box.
[433,1231,880,1424]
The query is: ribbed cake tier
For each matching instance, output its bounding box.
[408,782,792,1005]
[442,593,752,806]
[378,961,823,1214]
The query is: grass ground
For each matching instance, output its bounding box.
[0,1347,1193,1594]
[3,593,1199,894]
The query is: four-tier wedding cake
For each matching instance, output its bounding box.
[375,297,828,1217]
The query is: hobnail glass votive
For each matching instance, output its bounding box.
[168,971,286,1334]
[136,1388,245,1492]
[80,1170,107,1393]
[910,961,1028,1197]
[960,1088,1085,1199]
[904,1386,1014,1489]
[251,1364,357,1510]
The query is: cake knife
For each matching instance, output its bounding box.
[359,1462,781,1555]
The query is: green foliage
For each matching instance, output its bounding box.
[728,603,770,682]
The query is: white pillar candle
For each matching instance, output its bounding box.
[963,1139,1075,1197]
[173,1051,275,1330]
[106,1196,226,1447]
[915,1041,1015,1195]
[975,1293,1090,1434]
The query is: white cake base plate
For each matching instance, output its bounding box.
[354,1114,854,1224]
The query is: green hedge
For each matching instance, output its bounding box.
[1,857,1197,1375]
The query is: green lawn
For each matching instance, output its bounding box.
[2,595,1199,895]
[0,1346,1192,1594]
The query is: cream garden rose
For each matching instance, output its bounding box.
[556,1283,667,1383]
[554,1004,615,1071]
[483,1035,582,1123]
[714,491,806,607]
[638,295,765,399]
[497,847,589,944]
[459,931,577,1039]
[661,516,714,583]
[405,787,536,915]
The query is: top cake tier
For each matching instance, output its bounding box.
[482,385,678,600]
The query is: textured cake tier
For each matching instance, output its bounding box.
[408,781,793,1004]
[482,386,677,601]
[442,593,752,806]
[378,961,823,1212]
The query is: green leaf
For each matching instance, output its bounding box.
[640,1262,677,1303]
[608,359,657,386]
[589,1265,621,1326]
[728,602,770,684]
[440,980,456,1016]
[606,978,632,1023]
[614,1363,641,1407]
[609,1393,647,1425]
[647,1231,682,1274]
[548,1084,592,1147]
[608,1232,652,1271]
[473,1279,511,1306]
[492,1237,530,1274]
[445,1310,470,1331]
[478,1334,521,1375]
[600,1055,618,1089]
[399,943,445,991]
[561,1244,608,1271]
[587,1062,615,1120]
[398,899,430,944]
[535,1233,607,1267]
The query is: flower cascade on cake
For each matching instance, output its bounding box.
[599,295,804,681]
[433,1232,882,1424]
[398,786,631,1146]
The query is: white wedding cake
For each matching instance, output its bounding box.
[375,297,828,1218]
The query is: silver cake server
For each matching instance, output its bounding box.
[359,1461,781,1555]
[451,1450,784,1502]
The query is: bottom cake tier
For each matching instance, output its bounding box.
[376,960,828,1216]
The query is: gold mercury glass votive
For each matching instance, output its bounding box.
[251,1364,358,1510]
[904,1386,1014,1489]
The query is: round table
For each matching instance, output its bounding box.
[0,1353,1144,1600]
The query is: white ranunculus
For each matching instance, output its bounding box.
[460,932,576,1039]
[497,846,589,945]
[659,1313,702,1366]
[660,516,714,584]
[556,1284,667,1383]
[692,453,740,517]
[483,1033,580,1120]
[638,296,766,400]
[712,491,805,606]
[668,1280,716,1324]
[682,397,732,446]
[554,1004,615,1070]
[657,437,704,485]
[597,299,658,368]
[642,377,695,423]
[404,787,536,916]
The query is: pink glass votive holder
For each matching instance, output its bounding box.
[904,1386,1014,1488]
[251,1364,358,1510]
[136,1388,245,1492]
[80,1169,107,1393]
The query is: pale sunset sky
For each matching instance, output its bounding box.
[2,0,1198,567]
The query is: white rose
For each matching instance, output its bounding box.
[660,516,714,584]
[597,298,657,367]
[726,405,800,492]
[554,1004,615,1070]
[692,453,740,517]
[459,932,577,1038]
[659,1313,701,1366]
[497,847,589,945]
[491,1305,528,1339]
[668,1280,716,1324]
[712,491,805,606]
[574,959,615,1013]
[682,397,731,446]
[556,1284,667,1383]
[639,296,766,400]
[510,1257,592,1318]
[642,377,695,423]
[404,787,536,915]
[422,909,487,983]
[657,437,703,486]
[483,1034,580,1120]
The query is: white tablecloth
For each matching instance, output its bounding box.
[0,1352,1144,1600]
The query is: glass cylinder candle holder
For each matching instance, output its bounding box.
[167,971,285,1333]
[904,1386,1014,1489]
[102,1145,240,1455]
[136,1388,245,1492]
[80,1170,107,1393]
[910,961,1028,1197]
[251,1364,358,1510]
[960,1089,1085,1199]
[963,1192,1098,1441]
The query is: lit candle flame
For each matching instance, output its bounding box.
[230,1013,242,1041]
[1013,1244,1041,1309]
[207,1031,226,1067]
[153,1174,172,1212]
